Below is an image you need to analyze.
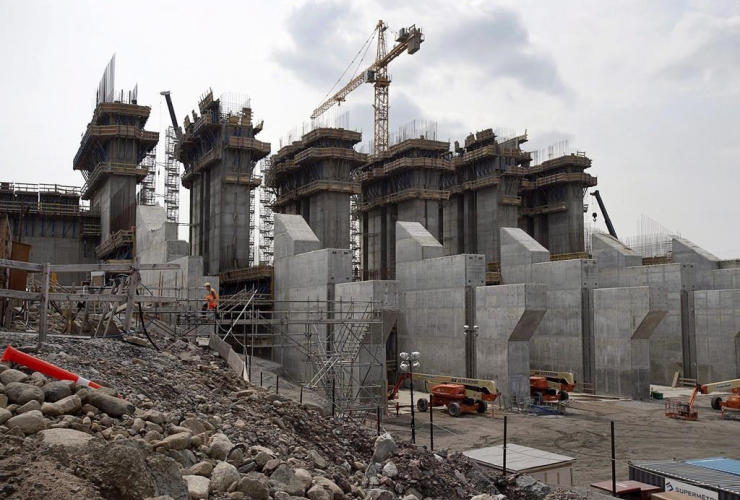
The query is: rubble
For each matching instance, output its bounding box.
[0,331,583,499]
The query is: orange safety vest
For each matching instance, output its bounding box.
[204,289,219,309]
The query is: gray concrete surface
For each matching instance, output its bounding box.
[475,284,547,399]
[593,286,668,399]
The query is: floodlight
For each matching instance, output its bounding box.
[410,351,421,361]
[400,352,409,360]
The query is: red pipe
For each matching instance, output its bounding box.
[1,345,102,389]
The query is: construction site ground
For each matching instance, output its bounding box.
[385,387,735,487]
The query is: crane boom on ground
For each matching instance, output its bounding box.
[590,190,618,239]
[160,91,182,139]
[311,20,424,154]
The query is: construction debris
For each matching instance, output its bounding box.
[0,330,577,500]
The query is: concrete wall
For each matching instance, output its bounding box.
[502,228,597,385]
[673,237,720,290]
[273,214,352,383]
[694,289,740,383]
[591,232,642,288]
[619,263,695,384]
[395,221,485,378]
[500,227,550,284]
[8,215,98,286]
[309,191,350,249]
[475,284,547,399]
[593,286,668,399]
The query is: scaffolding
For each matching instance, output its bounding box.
[350,193,361,280]
[173,294,386,418]
[139,151,157,206]
[164,127,180,223]
[259,159,275,266]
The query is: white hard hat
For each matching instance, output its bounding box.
[204,282,211,287]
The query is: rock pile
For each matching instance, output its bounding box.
[0,332,560,500]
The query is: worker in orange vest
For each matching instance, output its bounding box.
[202,282,219,314]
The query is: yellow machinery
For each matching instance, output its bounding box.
[389,373,498,417]
[529,369,575,402]
[666,378,740,421]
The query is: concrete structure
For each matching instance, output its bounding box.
[268,128,366,249]
[72,79,159,260]
[335,280,398,406]
[177,90,270,276]
[444,129,530,263]
[465,444,575,487]
[501,227,597,387]
[693,289,740,382]
[272,214,352,382]
[593,286,668,399]
[357,130,596,281]
[359,138,452,280]
[395,221,485,378]
[475,283,547,399]
[519,154,596,256]
[133,204,217,314]
[0,182,99,285]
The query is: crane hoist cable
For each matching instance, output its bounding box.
[314,26,379,112]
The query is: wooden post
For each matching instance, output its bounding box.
[38,262,51,345]
[123,270,140,332]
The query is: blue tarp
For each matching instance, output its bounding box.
[687,458,740,478]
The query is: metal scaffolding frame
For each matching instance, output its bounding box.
[164,127,180,223]
[173,294,385,418]
[139,150,157,206]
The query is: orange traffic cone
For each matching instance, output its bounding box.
[1,345,102,389]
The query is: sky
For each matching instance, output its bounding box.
[0,0,738,257]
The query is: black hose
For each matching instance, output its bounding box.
[136,290,159,351]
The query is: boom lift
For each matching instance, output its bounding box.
[311,20,424,154]
[666,378,740,421]
[388,372,499,417]
[160,91,182,139]
[529,370,575,403]
[590,190,618,239]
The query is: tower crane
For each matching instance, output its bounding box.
[310,20,424,154]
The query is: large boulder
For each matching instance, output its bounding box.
[41,394,82,416]
[366,490,396,500]
[313,477,345,500]
[308,485,333,500]
[183,475,210,500]
[42,380,74,402]
[86,391,135,417]
[38,428,96,451]
[238,472,270,500]
[209,461,239,492]
[515,475,551,500]
[0,368,28,384]
[161,432,192,451]
[209,433,234,461]
[61,438,188,500]
[371,433,395,463]
[270,464,306,496]
[5,382,45,405]
[0,407,11,425]
[6,410,46,435]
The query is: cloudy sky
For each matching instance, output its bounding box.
[1,0,738,257]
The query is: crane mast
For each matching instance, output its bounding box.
[310,20,424,154]
[373,21,390,153]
